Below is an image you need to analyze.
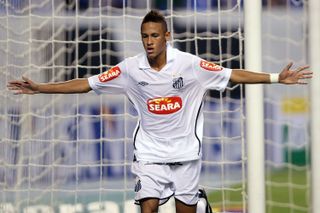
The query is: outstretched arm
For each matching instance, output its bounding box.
[7,76,92,95]
[230,62,312,84]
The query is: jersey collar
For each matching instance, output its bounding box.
[139,43,176,69]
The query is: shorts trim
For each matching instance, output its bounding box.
[134,193,174,206]
[174,197,198,206]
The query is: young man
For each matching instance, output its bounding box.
[8,10,312,213]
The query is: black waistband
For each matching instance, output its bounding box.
[133,155,183,166]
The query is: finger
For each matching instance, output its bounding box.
[285,62,293,70]
[22,76,31,83]
[7,83,23,88]
[7,86,20,90]
[296,65,310,72]
[298,71,313,78]
[7,83,26,90]
[299,75,313,79]
[302,71,313,75]
[8,87,32,95]
[7,86,23,94]
[13,90,23,95]
[8,80,33,88]
[8,80,24,85]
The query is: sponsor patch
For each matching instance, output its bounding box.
[98,66,121,82]
[200,60,223,71]
[147,96,182,115]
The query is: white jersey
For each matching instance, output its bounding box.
[88,45,232,163]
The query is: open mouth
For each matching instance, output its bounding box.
[147,48,154,54]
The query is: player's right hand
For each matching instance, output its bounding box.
[7,76,40,95]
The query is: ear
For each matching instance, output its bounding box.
[165,31,171,41]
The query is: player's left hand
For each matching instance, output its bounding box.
[279,62,313,84]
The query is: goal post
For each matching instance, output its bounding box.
[244,1,265,213]
[309,0,320,212]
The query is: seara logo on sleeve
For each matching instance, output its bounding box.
[147,97,182,115]
[200,60,223,71]
[98,66,121,82]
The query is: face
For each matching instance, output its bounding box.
[141,22,170,60]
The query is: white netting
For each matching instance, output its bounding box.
[0,0,245,212]
[263,1,310,213]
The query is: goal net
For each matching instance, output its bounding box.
[263,1,310,213]
[1,0,311,213]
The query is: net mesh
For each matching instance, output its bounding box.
[263,1,310,213]
[1,0,310,213]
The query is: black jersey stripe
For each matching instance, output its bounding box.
[195,93,207,155]
[194,101,203,155]
[133,121,140,150]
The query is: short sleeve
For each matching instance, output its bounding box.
[193,56,232,91]
[88,60,127,95]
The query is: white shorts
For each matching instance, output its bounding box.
[131,159,201,206]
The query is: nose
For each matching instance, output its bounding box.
[147,37,153,46]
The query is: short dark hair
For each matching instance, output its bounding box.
[141,10,168,32]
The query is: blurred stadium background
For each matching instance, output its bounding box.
[0,0,317,212]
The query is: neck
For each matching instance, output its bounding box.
[148,50,166,71]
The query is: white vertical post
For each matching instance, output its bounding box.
[244,1,265,213]
[309,0,320,212]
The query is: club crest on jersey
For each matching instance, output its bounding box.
[200,60,223,71]
[98,66,121,82]
[172,77,184,89]
[147,96,182,115]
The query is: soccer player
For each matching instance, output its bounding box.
[7,10,312,213]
